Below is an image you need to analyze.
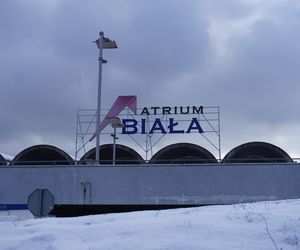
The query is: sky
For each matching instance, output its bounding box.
[1,0,300,159]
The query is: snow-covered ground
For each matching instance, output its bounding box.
[1,199,300,250]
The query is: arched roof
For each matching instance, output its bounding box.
[13,144,74,165]
[149,143,218,164]
[80,144,145,165]
[0,153,6,165]
[222,141,293,163]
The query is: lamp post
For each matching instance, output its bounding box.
[94,31,117,165]
[106,117,123,165]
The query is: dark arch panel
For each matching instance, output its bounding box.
[0,153,6,165]
[222,141,293,163]
[149,143,218,164]
[13,144,74,165]
[80,144,145,165]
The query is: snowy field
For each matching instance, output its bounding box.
[1,199,300,250]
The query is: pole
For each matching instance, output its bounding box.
[95,31,104,165]
[218,106,221,161]
[112,127,117,165]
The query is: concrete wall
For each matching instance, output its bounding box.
[1,163,300,206]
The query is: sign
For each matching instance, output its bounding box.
[122,117,204,134]
[90,95,205,137]
[27,189,55,217]
[75,96,221,160]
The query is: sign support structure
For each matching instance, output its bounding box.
[75,105,221,162]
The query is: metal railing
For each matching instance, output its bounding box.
[1,157,299,167]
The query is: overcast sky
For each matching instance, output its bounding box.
[1,0,300,159]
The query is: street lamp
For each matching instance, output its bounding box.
[94,31,117,165]
[106,117,123,165]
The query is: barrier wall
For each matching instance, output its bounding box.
[1,163,300,206]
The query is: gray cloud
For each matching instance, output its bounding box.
[1,0,300,158]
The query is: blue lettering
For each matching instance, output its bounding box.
[168,118,184,134]
[122,119,138,134]
[121,118,204,134]
[141,119,146,134]
[186,118,204,133]
[149,118,166,134]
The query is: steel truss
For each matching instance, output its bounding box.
[75,106,221,161]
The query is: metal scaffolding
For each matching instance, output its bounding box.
[75,106,221,161]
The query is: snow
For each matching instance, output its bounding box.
[0,153,13,161]
[1,199,300,250]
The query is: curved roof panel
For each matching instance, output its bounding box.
[149,143,218,164]
[80,144,145,165]
[0,153,6,165]
[13,144,74,165]
[222,141,293,163]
